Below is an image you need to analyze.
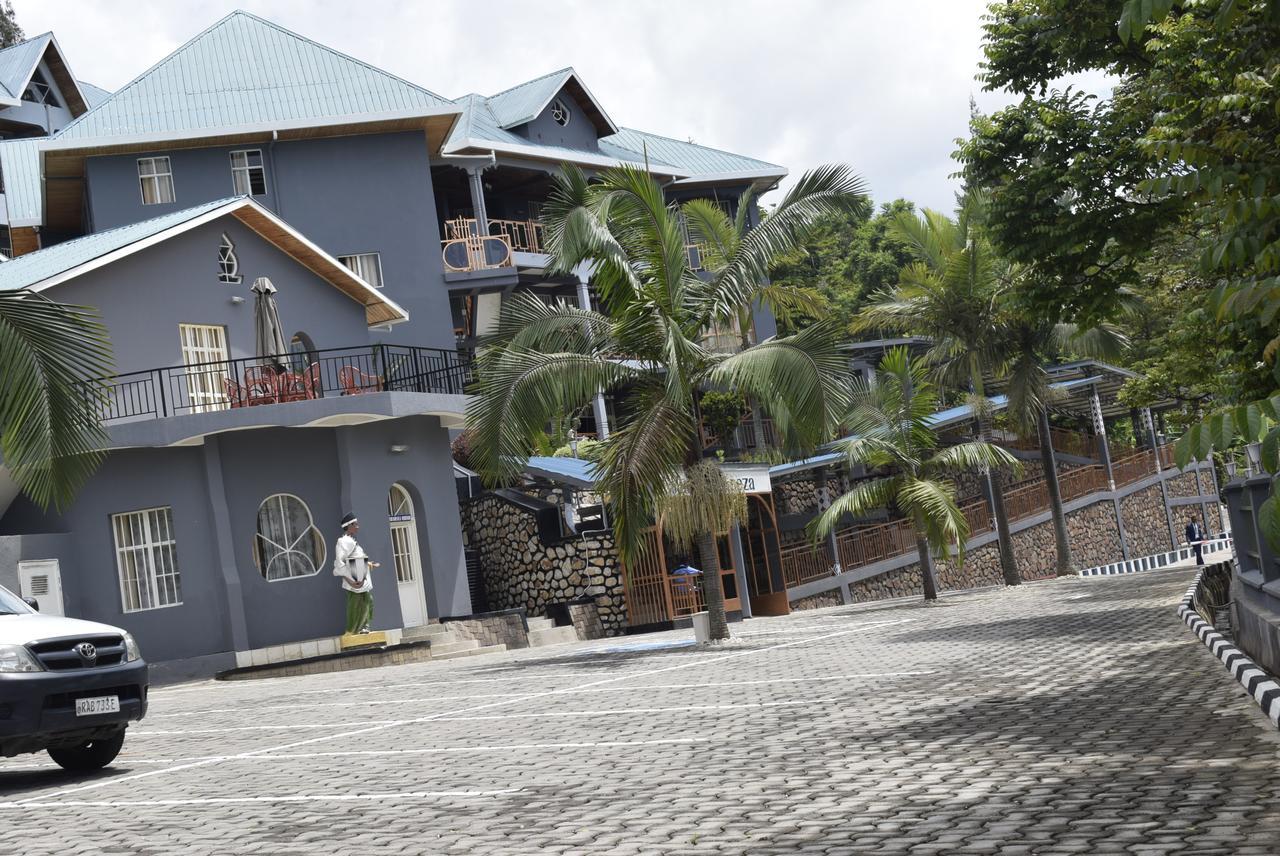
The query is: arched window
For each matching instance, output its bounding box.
[218,233,242,284]
[289,332,315,373]
[253,494,325,580]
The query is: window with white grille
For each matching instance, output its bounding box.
[138,157,175,205]
[112,507,182,612]
[253,494,326,580]
[338,253,383,289]
[229,149,267,196]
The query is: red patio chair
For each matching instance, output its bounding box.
[223,377,246,408]
[243,366,279,407]
[303,362,323,399]
[339,366,380,395]
[276,370,310,402]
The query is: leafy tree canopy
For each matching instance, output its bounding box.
[0,2,22,50]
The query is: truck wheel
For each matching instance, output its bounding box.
[47,730,126,772]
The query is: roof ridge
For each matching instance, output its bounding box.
[21,196,242,255]
[55,10,449,139]
[486,67,572,101]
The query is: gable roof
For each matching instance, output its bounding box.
[445,69,785,188]
[77,80,111,109]
[0,196,407,326]
[50,10,458,146]
[0,32,89,114]
[486,67,618,136]
[0,137,43,226]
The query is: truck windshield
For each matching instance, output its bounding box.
[0,585,33,615]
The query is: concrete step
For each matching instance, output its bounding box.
[525,617,556,632]
[427,639,481,657]
[431,643,508,661]
[400,623,452,643]
[527,625,578,648]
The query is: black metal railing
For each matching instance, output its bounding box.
[91,344,471,425]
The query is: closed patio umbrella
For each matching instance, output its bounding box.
[252,277,289,368]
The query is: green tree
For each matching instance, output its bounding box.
[467,163,868,640]
[855,198,1025,588]
[0,2,23,50]
[0,290,113,510]
[769,199,917,335]
[811,348,1018,600]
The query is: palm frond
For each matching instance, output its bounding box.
[682,198,738,270]
[657,460,747,551]
[481,291,615,354]
[466,349,640,485]
[927,441,1022,479]
[809,476,899,539]
[897,477,968,559]
[0,290,113,511]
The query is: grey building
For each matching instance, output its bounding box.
[0,11,788,672]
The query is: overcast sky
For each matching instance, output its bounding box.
[22,0,1065,212]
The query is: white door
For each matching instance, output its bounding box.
[178,323,230,413]
[18,559,64,616]
[388,485,427,627]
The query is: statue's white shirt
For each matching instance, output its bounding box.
[334,534,372,593]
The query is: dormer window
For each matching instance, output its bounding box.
[550,98,571,127]
[218,233,241,283]
[22,69,59,107]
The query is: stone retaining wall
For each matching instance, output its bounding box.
[1120,483,1173,559]
[1165,471,1202,498]
[442,612,529,649]
[461,495,627,635]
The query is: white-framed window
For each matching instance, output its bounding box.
[178,323,230,413]
[112,507,182,612]
[253,494,326,581]
[138,156,175,205]
[549,98,571,127]
[229,149,267,196]
[218,233,241,283]
[338,253,384,289]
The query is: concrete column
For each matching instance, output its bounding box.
[1144,407,1161,471]
[1158,474,1178,550]
[729,524,752,619]
[1092,390,1115,489]
[201,436,250,651]
[466,167,489,233]
[1114,497,1131,561]
[575,272,610,440]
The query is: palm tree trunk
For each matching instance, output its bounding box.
[915,535,939,601]
[696,530,730,640]
[988,469,1021,586]
[1038,407,1075,576]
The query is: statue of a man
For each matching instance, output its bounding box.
[334,513,379,635]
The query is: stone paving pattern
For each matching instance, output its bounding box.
[3,568,1279,854]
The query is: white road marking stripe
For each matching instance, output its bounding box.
[147,671,939,718]
[0,788,522,809]
[6,617,914,807]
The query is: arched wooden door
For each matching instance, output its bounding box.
[388,484,427,627]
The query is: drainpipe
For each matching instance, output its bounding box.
[266,130,282,215]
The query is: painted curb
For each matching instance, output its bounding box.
[1177,568,1280,728]
[1081,536,1233,577]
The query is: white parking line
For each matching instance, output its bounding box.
[4,617,914,807]
[4,788,522,809]
[146,671,938,718]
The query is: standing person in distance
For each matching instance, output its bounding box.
[335,513,379,634]
[1185,515,1205,566]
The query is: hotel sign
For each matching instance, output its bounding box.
[720,463,772,495]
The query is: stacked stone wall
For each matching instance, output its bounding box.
[775,472,848,516]
[1205,502,1223,534]
[461,495,627,634]
[1120,484,1173,558]
[1166,471,1202,498]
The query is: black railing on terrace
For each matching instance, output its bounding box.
[92,344,471,425]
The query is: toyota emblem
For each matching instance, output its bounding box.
[74,642,97,664]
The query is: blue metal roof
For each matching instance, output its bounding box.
[486,68,575,129]
[605,128,785,181]
[54,11,455,143]
[0,197,237,291]
[0,33,50,100]
[524,455,599,488]
[78,81,111,109]
[0,137,44,225]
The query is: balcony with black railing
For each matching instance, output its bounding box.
[90,344,471,427]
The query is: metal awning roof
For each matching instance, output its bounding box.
[524,455,599,488]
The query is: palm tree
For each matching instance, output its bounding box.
[811,348,1019,600]
[0,289,113,510]
[467,163,869,640]
[1003,318,1128,576]
[854,199,1023,588]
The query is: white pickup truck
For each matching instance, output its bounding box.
[0,583,148,771]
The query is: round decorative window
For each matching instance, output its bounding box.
[550,98,571,127]
[253,493,326,580]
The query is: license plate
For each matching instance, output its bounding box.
[75,695,120,716]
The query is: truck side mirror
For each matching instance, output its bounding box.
[22,596,39,611]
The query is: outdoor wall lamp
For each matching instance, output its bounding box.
[389,444,409,454]
[1246,442,1263,475]
[230,295,244,305]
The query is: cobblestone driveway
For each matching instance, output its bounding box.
[3,567,1279,854]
